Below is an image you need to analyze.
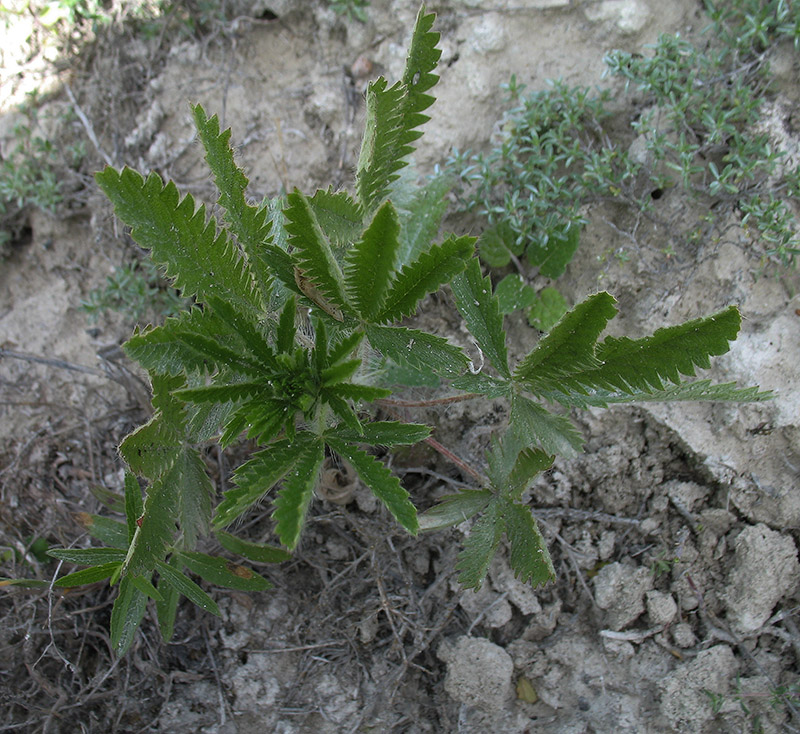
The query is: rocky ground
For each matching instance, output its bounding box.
[1,1,799,732]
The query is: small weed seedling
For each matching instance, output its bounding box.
[46,7,770,655]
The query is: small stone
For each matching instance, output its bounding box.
[671,622,697,649]
[438,636,514,711]
[724,524,799,634]
[646,590,678,626]
[594,562,653,630]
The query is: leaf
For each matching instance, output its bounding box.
[174,382,266,404]
[326,437,419,534]
[285,190,347,312]
[374,234,474,324]
[48,547,128,565]
[130,574,164,602]
[477,221,520,267]
[507,448,554,500]
[583,306,743,394]
[417,489,493,531]
[95,166,257,311]
[54,562,122,587]
[155,559,221,616]
[527,287,568,331]
[495,273,537,314]
[503,500,555,587]
[526,220,582,279]
[124,470,178,576]
[272,438,325,549]
[456,499,504,589]
[78,514,128,550]
[308,188,363,249]
[125,472,143,545]
[451,258,510,378]
[450,373,511,398]
[344,200,402,319]
[396,172,450,268]
[171,447,215,550]
[514,291,617,394]
[192,104,273,305]
[175,551,271,591]
[110,575,149,655]
[326,383,391,402]
[328,421,431,446]
[366,324,469,378]
[155,555,181,642]
[356,7,441,213]
[214,439,301,528]
[510,394,584,458]
[215,531,292,564]
[276,295,297,353]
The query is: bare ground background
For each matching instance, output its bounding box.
[1,0,799,732]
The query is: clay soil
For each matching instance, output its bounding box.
[1,1,799,732]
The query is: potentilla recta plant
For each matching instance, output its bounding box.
[46,6,769,654]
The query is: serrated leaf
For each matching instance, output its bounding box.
[321,359,361,386]
[155,559,220,616]
[514,291,617,394]
[175,551,271,591]
[510,394,584,458]
[326,437,418,534]
[366,324,469,378]
[374,234,474,324]
[130,574,163,602]
[214,438,300,528]
[174,382,266,404]
[345,200,401,319]
[503,500,555,587]
[215,531,292,564]
[582,306,743,394]
[95,166,257,311]
[417,489,493,531]
[124,471,177,576]
[192,104,273,305]
[527,287,568,332]
[396,172,450,268]
[119,409,182,481]
[507,449,553,500]
[110,575,148,655]
[276,295,297,353]
[285,190,347,311]
[357,6,440,214]
[327,330,365,366]
[328,421,430,446]
[450,373,511,398]
[54,562,122,587]
[451,258,510,378]
[48,547,128,565]
[495,273,537,314]
[327,394,363,434]
[272,438,324,549]
[207,295,278,370]
[125,472,143,545]
[456,499,504,589]
[155,555,181,642]
[308,188,363,249]
[172,447,215,550]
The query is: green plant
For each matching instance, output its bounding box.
[449,0,800,313]
[81,258,188,325]
[46,6,769,655]
[328,0,370,23]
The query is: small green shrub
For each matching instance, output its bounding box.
[449,0,800,318]
[44,6,768,655]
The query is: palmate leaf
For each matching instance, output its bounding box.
[356,6,440,214]
[214,438,301,528]
[374,234,474,323]
[272,438,324,549]
[326,437,419,534]
[308,188,363,249]
[514,291,616,392]
[510,394,584,458]
[451,258,510,378]
[344,200,401,319]
[396,172,450,269]
[192,104,273,305]
[455,496,555,590]
[110,575,148,655]
[95,167,258,311]
[366,324,469,378]
[284,190,348,313]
